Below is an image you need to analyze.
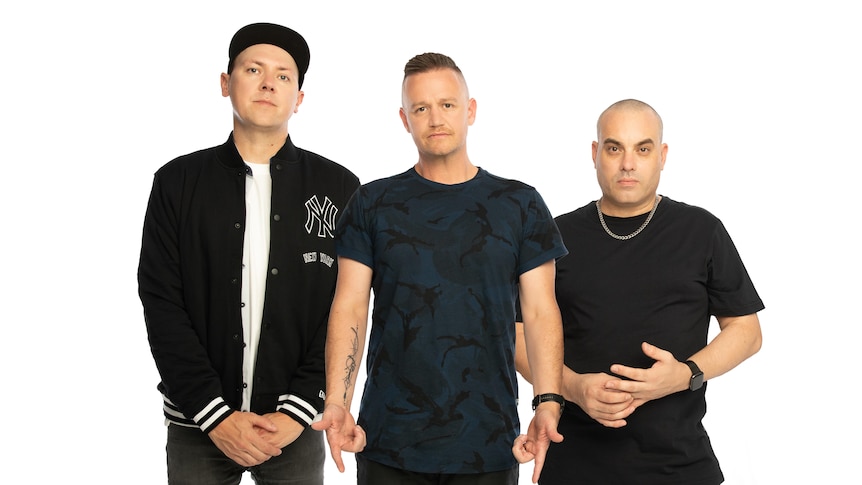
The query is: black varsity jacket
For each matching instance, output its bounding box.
[138,133,359,433]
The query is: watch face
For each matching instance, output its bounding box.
[690,372,704,391]
[686,360,704,391]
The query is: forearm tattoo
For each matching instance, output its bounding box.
[342,326,359,407]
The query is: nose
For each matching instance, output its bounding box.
[260,74,275,92]
[621,150,636,172]
[428,108,443,127]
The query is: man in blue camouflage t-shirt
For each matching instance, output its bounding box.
[312,52,568,485]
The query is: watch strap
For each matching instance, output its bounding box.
[532,393,565,411]
[684,360,704,391]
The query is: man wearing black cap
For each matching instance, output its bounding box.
[138,23,359,484]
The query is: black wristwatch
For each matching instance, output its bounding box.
[685,360,704,391]
[532,393,565,411]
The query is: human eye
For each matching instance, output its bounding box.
[443,103,454,109]
[278,74,289,82]
[247,67,259,74]
[415,106,427,113]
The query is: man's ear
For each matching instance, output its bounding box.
[220,73,230,98]
[399,107,411,133]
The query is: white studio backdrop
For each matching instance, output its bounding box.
[1,1,858,483]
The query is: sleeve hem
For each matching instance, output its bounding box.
[276,393,318,427]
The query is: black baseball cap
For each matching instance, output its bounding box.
[227,23,310,88]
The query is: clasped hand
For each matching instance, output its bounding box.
[574,341,688,428]
[208,411,283,467]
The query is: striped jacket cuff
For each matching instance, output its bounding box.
[163,395,232,434]
[277,394,318,427]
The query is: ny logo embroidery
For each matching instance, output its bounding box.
[305,195,337,238]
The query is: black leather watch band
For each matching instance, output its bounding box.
[532,393,565,411]
[685,360,704,391]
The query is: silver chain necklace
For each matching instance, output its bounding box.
[596,196,661,240]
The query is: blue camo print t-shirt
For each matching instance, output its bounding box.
[335,167,567,474]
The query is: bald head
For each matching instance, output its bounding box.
[597,99,663,142]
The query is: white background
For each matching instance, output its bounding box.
[2,1,858,483]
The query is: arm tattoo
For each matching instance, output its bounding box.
[342,326,359,407]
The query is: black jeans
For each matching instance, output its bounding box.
[166,424,324,485]
[357,455,518,485]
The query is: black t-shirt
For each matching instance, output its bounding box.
[542,196,763,485]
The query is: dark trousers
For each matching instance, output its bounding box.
[166,424,324,485]
[357,454,518,485]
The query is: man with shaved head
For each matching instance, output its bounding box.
[515,99,764,484]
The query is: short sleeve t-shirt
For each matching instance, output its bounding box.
[542,196,763,485]
[336,167,567,474]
